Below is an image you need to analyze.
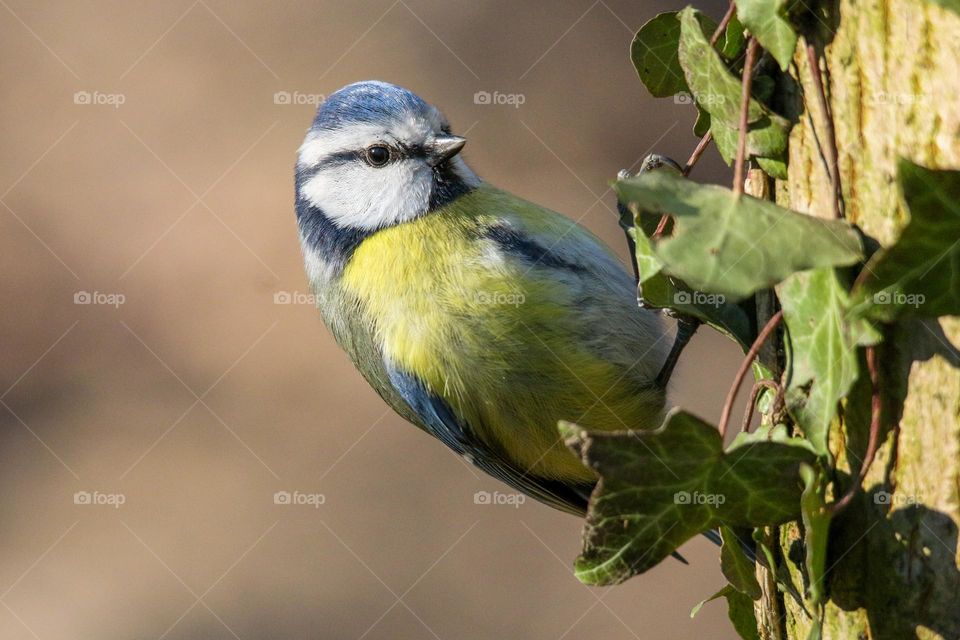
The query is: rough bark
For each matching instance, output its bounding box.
[762,1,960,637]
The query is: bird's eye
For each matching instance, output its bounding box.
[364,145,391,167]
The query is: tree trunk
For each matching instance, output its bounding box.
[758,0,960,637]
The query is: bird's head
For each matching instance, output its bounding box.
[295,81,479,234]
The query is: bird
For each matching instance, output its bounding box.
[294,80,674,518]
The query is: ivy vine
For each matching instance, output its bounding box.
[559,2,960,638]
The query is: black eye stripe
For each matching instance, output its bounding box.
[315,144,434,169]
[314,149,365,168]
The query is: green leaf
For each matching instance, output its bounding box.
[779,268,873,454]
[629,225,663,281]
[678,6,791,177]
[691,585,761,640]
[560,409,815,585]
[631,11,725,99]
[633,222,755,349]
[614,171,864,301]
[727,422,818,455]
[678,7,789,129]
[694,103,712,137]
[626,158,755,350]
[630,12,689,98]
[719,12,746,59]
[711,119,788,172]
[800,463,830,631]
[756,156,788,180]
[850,159,960,321]
[736,0,799,70]
[720,526,762,599]
[690,585,727,618]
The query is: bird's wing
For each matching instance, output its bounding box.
[386,362,594,516]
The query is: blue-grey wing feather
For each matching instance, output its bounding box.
[385,362,593,516]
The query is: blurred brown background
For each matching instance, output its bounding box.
[0,1,747,638]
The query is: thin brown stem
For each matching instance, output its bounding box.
[718,310,784,438]
[682,131,713,177]
[741,379,783,432]
[829,346,883,515]
[733,38,760,195]
[651,214,670,240]
[710,2,737,47]
[653,132,715,239]
[805,41,843,219]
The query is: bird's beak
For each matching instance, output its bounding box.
[426,135,466,167]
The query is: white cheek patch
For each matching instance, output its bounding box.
[300,159,433,231]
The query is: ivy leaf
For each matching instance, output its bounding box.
[632,221,754,349]
[630,12,689,98]
[720,526,762,599]
[850,160,960,321]
[756,156,788,180]
[694,103,712,137]
[678,7,789,129]
[559,409,815,585]
[678,6,791,177]
[639,273,755,350]
[625,158,754,349]
[631,11,728,99]
[691,585,761,640]
[727,422,818,454]
[614,171,864,301]
[718,12,746,59]
[736,0,799,70]
[778,268,877,455]
[711,119,789,176]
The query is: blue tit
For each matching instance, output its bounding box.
[294,81,671,516]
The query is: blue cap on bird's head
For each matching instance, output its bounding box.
[310,81,440,132]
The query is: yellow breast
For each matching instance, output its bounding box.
[340,186,665,482]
